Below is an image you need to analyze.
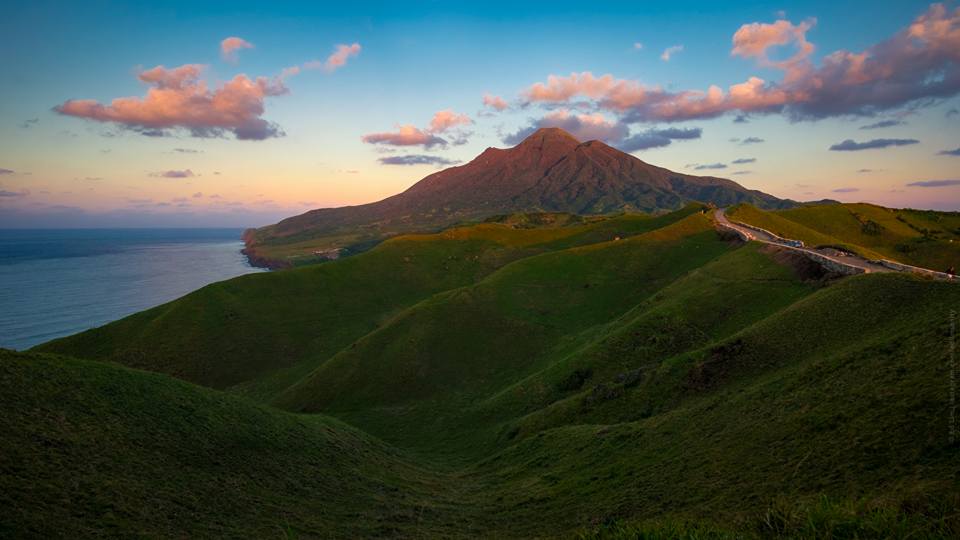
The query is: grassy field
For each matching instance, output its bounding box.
[0,350,473,538]
[9,205,960,537]
[728,202,960,271]
[37,205,705,400]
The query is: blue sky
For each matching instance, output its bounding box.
[0,0,957,227]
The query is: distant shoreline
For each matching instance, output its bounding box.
[241,228,290,270]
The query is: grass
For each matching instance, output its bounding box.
[576,495,959,539]
[10,204,960,537]
[0,350,474,538]
[728,202,960,271]
[246,204,705,267]
[452,275,960,537]
[36,204,704,400]
[272,212,731,456]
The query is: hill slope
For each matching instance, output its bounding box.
[15,211,960,537]
[0,350,471,538]
[245,128,792,266]
[728,202,960,271]
[36,205,704,399]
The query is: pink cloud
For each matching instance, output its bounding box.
[220,37,254,63]
[55,64,287,140]
[523,110,628,143]
[149,169,194,178]
[482,94,509,111]
[285,43,361,76]
[519,4,960,122]
[503,110,701,152]
[428,110,471,132]
[279,65,301,79]
[304,43,361,73]
[524,72,632,103]
[362,109,471,148]
[731,18,815,69]
[361,125,446,148]
[660,45,684,61]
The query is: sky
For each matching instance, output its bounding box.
[0,0,958,228]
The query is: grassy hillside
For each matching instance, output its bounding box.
[273,213,731,453]
[0,350,471,538]
[475,243,818,439]
[36,205,705,401]
[461,273,960,537]
[729,202,960,271]
[13,206,960,538]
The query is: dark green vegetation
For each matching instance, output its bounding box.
[728,202,960,272]
[244,128,792,267]
[8,205,960,537]
[0,350,467,538]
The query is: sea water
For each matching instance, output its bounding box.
[0,229,266,350]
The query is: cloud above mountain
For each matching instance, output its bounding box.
[55,64,288,140]
[305,43,362,73]
[429,110,472,132]
[278,43,363,79]
[829,138,919,151]
[860,119,906,129]
[503,111,701,152]
[516,4,960,122]
[149,169,195,178]
[503,110,628,145]
[660,45,683,61]
[907,179,960,187]
[220,37,254,63]
[363,109,473,149]
[363,126,446,148]
[54,38,362,140]
[617,127,702,152]
[731,18,815,70]
[482,94,509,111]
[378,155,461,166]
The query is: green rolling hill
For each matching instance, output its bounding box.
[728,202,960,272]
[37,204,705,400]
[11,205,959,537]
[0,350,470,538]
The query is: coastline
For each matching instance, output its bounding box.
[241,228,291,270]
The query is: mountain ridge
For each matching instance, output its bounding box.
[244,127,794,267]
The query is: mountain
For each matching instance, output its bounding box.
[244,127,793,267]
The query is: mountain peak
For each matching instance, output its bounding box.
[509,127,582,165]
[530,126,580,140]
[516,127,581,148]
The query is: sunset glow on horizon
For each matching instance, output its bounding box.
[1,0,958,227]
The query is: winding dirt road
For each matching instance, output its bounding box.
[715,208,893,275]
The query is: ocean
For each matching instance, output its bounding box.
[0,229,266,350]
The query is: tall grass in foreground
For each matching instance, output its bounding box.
[576,495,960,539]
